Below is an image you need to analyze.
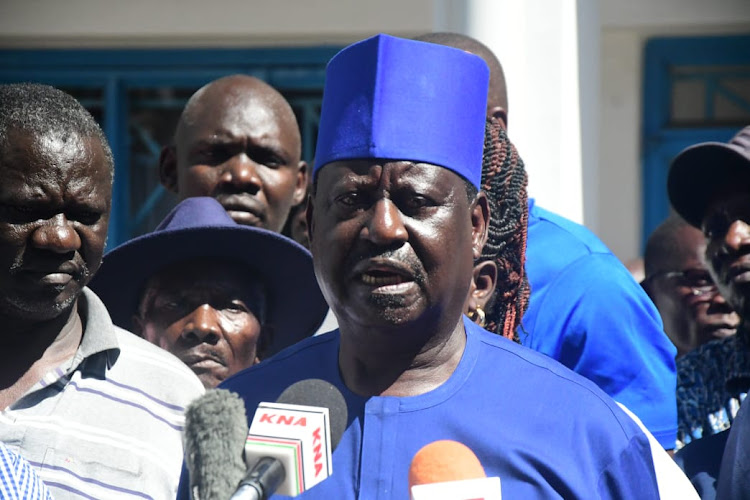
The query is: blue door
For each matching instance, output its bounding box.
[642,34,750,247]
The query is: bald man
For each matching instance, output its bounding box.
[644,215,738,357]
[159,75,308,233]
[416,32,679,450]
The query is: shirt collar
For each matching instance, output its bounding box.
[72,287,121,378]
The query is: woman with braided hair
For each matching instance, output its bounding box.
[465,116,530,341]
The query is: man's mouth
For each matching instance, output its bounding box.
[354,258,421,294]
[17,261,84,290]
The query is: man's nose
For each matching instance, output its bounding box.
[219,154,263,191]
[724,220,750,252]
[181,304,222,344]
[31,214,81,253]
[363,199,408,246]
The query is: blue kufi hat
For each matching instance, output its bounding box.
[314,33,490,188]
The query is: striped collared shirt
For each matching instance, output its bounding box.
[1,288,205,500]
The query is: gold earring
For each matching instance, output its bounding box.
[469,306,486,328]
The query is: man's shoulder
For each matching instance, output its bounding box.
[471,326,639,434]
[109,326,205,400]
[221,331,340,400]
[527,202,611,259]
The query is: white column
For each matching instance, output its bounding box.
[460,0,600,227]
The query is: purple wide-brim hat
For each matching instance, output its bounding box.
[89,197,328,356]
[668,125,750,228]
[313,33,489,188]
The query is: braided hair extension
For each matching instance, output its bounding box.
[479,117,530,341]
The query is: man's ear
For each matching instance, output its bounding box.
[489,106,508,130]
[292,161,309,206]
[305,193,315,246]
[159,145,179,193]
[131,314,144,337]
[471,191,490,260]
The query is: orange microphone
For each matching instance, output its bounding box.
[408,440,501,500]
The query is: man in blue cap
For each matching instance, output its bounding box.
[89,197,328,388]
[180,34,662,498]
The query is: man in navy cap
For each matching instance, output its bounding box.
[667,126,750,497]
[89,197,328,388]
[176,34,665,499]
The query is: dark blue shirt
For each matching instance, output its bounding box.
[677,330,750,447]
[182,317,661,499]
[522,200,678,448]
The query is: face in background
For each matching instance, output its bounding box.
[0,129,111,322]
[160,76,308,233]
[646,224,739,356]
[703,190,750,322]
[308,160,487,343]
[135,259,266,388]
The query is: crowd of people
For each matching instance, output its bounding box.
[0,31,748,499]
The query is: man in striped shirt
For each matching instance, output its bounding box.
[0,83,204,499]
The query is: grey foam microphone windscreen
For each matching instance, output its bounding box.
[276,378,348,450]
[184,389,249,500]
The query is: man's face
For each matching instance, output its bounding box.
[309,161,485,335]
[136,260,264,388]
[0,129,111,322]
[172,89,306,233]
[648,225,739,355]
[703,191,750,320]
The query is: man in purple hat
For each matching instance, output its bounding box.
[0,83,204,500]
[89,197,328,389]
[666,125,750,496]
[177,34,663,499]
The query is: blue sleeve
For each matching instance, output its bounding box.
[176,463,190,500]
[717,399,750,500]
[597,434,660,500]
[525,253,677,448]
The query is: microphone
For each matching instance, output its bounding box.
[408,440,501,500]
[231,379,348,499]
[184,389,249,500]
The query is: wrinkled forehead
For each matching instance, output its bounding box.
[0,128,111,191]
[315,159,467,193]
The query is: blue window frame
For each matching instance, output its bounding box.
[0,47,341,247]
[642,34,750,247]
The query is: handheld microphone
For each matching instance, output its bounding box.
[231,379,348,499]
[409,440,501,500]
[184,389,249,500]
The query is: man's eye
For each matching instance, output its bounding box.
[0,204,44,223]
[224,301,250,313]
[335,193,363,207]
[70,210,101,225]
